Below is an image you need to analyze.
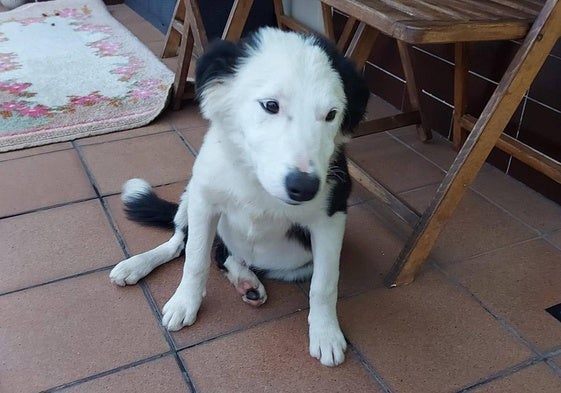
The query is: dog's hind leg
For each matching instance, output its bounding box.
[222,256,267,306]
[110,183,190,286]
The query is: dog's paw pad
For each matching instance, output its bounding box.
[309,325,347,367]
[161,293,199,331]
[109,259,145,286]
[245,289,260,300]
[238,281,267,307]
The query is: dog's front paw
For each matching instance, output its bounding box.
[161,291,201,331]
[110,256,150,286]
[309,322,347,367]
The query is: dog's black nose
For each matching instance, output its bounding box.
[285,170,320,202]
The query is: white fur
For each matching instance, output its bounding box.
[110,28,356,366]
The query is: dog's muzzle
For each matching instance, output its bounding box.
[285,169,320,203]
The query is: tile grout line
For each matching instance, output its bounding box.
[0,196,99,221]
[433,261,545,358]
[173,307,309,353]
[346,341,394,393]
[0,146,75,163]
[453,357,544,392]
[42,352,173,392]
[0,265,114,297]
[73,128,175,148]
[173,127,200,158]
[71,140,197,392]
[138,280,199,393]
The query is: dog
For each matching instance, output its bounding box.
[109,27,369,366]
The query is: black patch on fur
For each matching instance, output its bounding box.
[124,190,178,230]
[309,34,370,134]
[285,224,312,250]
[213,237,231,271]
[327,147,352,216]
[195,39,244,99]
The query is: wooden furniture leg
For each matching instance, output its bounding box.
[162,0,255,110]
[385,0,561,287]
[453,42,470,149]
[222,0,255,41]
[397,41,432,142]
[161,0,207,110]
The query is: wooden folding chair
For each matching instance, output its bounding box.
[161,0,256,110]
[315,0,561,286]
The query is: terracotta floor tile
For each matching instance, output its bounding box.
[390,125,458,171]
[472,166,561,234]
[338,203,409,297]
[146,259,309,349]
[178,126,207,154]
[165,101,209,131]
[76,119,173,146]
[79,132,194,195]
[0,141,73,162]
[364,93,400,119]
[180,312,383,393]
[446,239,561,352]
[0,200,123,294]
[348,178,375,206]
[62,356,188,393]
[339,271,533,393]
[468,362,561,393]
[401,187,538,263]
[0,149,95,217]
[104,182,187,256]
[0,271,168,392]
[347,132,445,194]
[546,229,561,249]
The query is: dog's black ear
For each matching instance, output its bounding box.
[312,35,370,134]
[195,39,241,99]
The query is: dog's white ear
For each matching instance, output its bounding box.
[195,40,241,118]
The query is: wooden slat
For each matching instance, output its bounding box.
[321,2,336,40]
[222,0,255,41]
[461,114,561,184]
[397,41,432,141]
[345,22,379,67]
[278,14,314,33]
[453,42,469,149]
[354,111,421,137]
[348,159,421,226]
[397,19,532,43]
[321,0,538,43]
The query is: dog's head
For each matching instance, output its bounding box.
[196,27,369,205]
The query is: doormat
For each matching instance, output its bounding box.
[0,0,174,152]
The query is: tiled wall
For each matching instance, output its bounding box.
[333,13,561,205]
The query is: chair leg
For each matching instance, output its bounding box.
[345,22,378,69]
[385,0,561,287]
[397,41,432,142]
[172,24,195,110]
[161,0,185,58]
[453,42,470,150]
[222,0,255,41]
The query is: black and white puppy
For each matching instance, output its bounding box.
[109,27,369,366]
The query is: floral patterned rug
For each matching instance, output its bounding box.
[0,0,174,152]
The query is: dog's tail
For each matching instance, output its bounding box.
[121,178,178,230]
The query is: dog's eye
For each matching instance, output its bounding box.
[259,100,279,114]
[325,109,337,122]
